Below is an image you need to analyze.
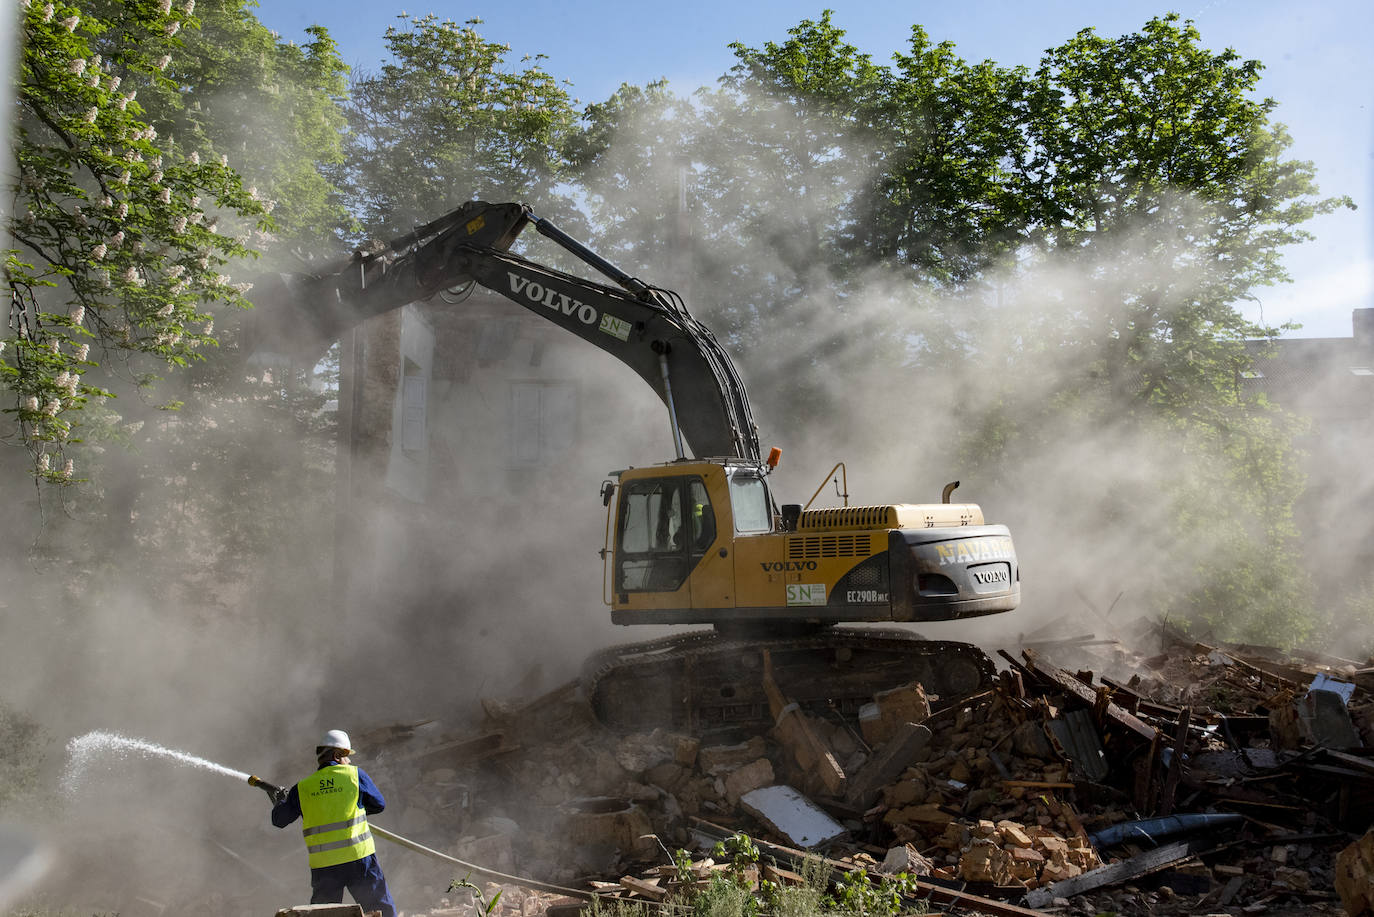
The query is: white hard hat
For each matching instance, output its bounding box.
[318,729,353,754]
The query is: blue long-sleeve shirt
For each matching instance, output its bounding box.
[271,766,386,829]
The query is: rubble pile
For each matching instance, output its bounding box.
[361,621,1374,916]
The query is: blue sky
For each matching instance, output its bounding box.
[258,0,1373,339]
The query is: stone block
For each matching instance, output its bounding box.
[959,839,1011,885]
[860,682,931,746]
[723,757,775,805]
[699,737,768,775]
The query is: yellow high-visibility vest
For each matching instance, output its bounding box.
[297,764,375,869]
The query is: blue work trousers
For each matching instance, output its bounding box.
[309,853,396,917]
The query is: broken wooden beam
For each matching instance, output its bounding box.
[761,650,847,796]
[1021,650,1158,744]
[844,723,932,809]
[1023,839,1201,908]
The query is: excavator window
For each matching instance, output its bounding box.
[689,480,715,551]
[728,473,772,533]
[616,476,711,592]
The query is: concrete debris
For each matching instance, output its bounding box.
[349,618,1367,917]
[1337,830,1374,916]
[738,785,846,849]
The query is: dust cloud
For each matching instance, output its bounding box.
[2,61,1367,917]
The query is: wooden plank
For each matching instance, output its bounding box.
[1021,650,1158,743]
[618,876,668,901]
[844,723,932,808]
[1023,840,1196,907]
[999,780,1075,790]
[761,650,846,796]
[391,731,515,765]
[1320,749,1374,776]
[1159,707,1192,817]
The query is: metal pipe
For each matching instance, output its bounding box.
[531,214,649,297]
[657,348,687,460]
[803,462,849,511]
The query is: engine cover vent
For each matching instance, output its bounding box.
[798,503,984,532]
[787,533,878,560]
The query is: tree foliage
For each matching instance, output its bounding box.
[5,0,267,483]
[333,13,580,239]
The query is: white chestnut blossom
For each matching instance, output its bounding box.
[38,453,50,472]
[69,305,84,325]
[84,107,98,123]
[62,459,74,479]
[159,0,172,12]
[189,151,200,165]
[157,55,171,71]
[41,4,54,23]
[172,216,187,234]
[75,344,89,361]
[68,59,87,75]
[110,231,124,247]
[164,21,179,36]
[117,202,128,219]
[91,243,107,260]
[44,399,60,416]
[167,264,185,279]
[158,302,175,318]
[185,0,195,12]
[23,395,39,412]
[62,15,78,32]
[158,188,171,204]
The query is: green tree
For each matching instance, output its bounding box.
[956,16,1350,640]
[5,0,267,484]
[169,0,350,249]
[334,13,579,239]
[849,29,1029,289]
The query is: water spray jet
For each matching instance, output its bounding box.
[62,731,596,901]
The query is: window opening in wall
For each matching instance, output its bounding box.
[509,380,577,466]
[401,358,427,453]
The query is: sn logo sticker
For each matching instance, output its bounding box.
[786,584,826,606]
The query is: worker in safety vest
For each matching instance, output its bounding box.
[271,729,396,917]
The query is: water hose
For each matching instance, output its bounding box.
[246,775,593,901]
[368,824,593,901]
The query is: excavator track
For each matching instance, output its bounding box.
[580,627,996,735]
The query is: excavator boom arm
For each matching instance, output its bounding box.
[248,201,759,463]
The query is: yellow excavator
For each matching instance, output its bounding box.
[251,201,1019,733]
